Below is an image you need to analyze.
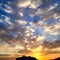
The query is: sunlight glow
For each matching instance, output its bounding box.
[30,46,44,60]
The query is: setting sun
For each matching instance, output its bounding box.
[31,52,44,60]
[30,46,44,60]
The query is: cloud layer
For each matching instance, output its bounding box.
[0,0,60,57]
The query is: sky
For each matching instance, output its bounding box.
[0,0,60,60]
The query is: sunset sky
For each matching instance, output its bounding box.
[0,0,60,60]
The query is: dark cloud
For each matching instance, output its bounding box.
[42,40,60,49]
[46,51,60,55]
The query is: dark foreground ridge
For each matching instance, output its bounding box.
[16,56,38,60]
[16,56,60,60]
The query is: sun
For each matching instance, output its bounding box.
[30,47,44,60]
[31,52,44,60]
[25,46,45,60]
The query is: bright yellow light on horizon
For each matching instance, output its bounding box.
[31,52,44,60]
[30,46,44,60]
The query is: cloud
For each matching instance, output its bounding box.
[0,0,60,56]
[42,40,60,55]
[29,0,42,9]
[50,47,60,52]
[3,5,13,13]
[15,20,27,25]
[17,0,31,8]
[0,19,3,22]
[45,47,60,55]
[48,3,58,11]
[54,23,60,30]
[42,40,60,51]
[17,0,42,9]
[36,36,45,42]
